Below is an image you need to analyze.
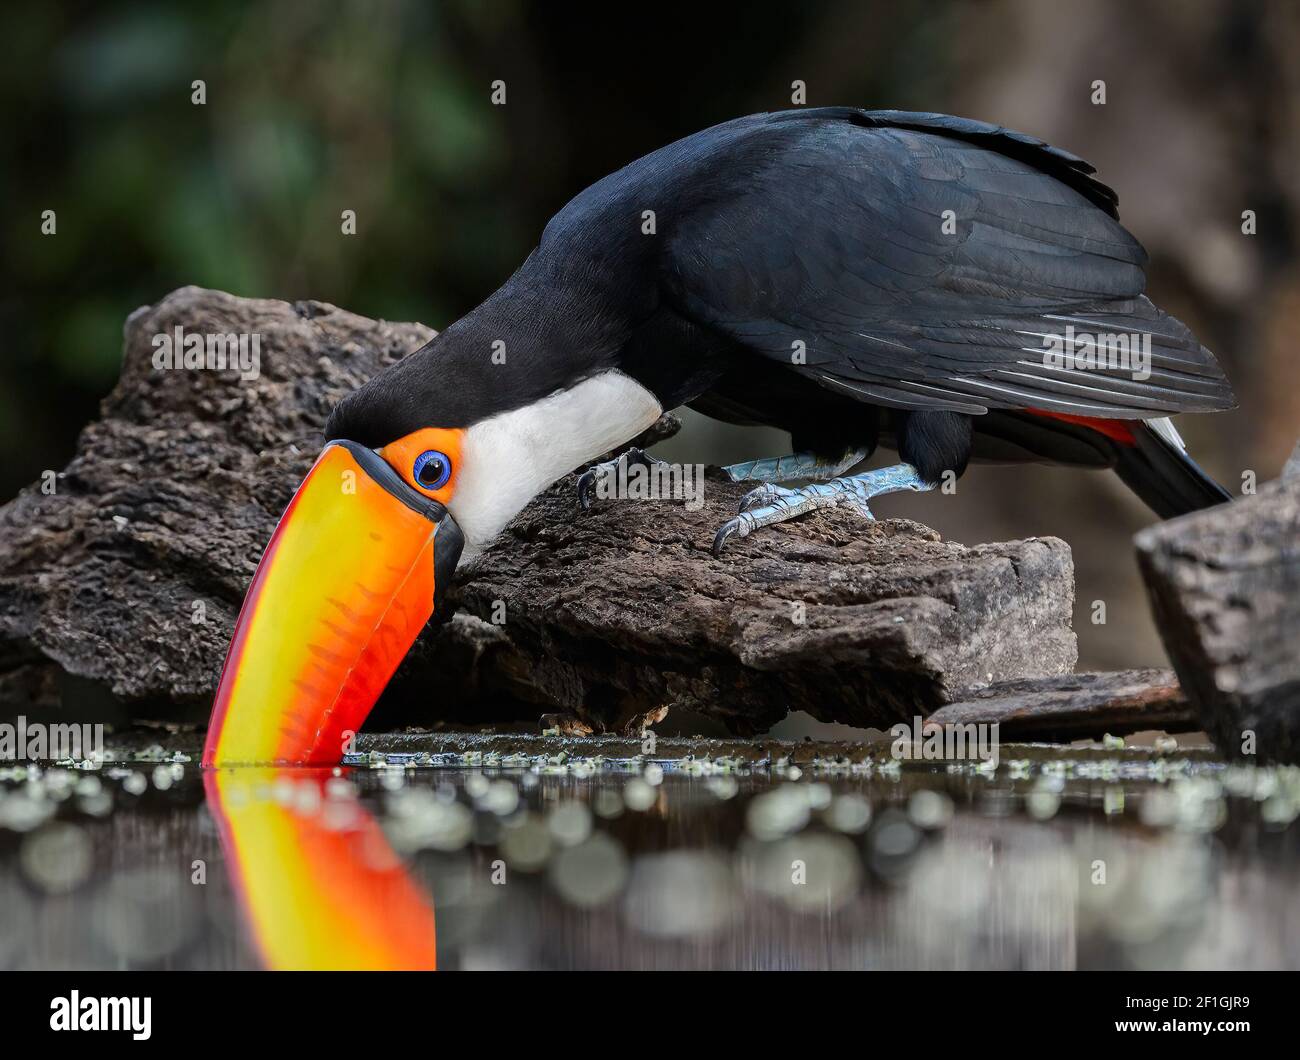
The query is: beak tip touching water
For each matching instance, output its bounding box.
[202,441,462,768]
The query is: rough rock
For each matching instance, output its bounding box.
[1136,473,1300,764]
[454,475,1077,733]
[0,287,1079,735]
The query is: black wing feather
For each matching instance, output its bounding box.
[662,109,1234,418]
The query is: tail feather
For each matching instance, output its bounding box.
[1114,417,1231,518]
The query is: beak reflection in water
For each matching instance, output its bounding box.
[205,769,437,970]
[202,440,462,767]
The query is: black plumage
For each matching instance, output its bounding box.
[327,108,1234,511]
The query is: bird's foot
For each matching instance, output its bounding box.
[712,462,932,556]
[713,482,863,555]
[576,447,665,510]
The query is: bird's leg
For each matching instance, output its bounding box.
[576,447,667,510]
[713,462,933,556]
[582,446,866,510]
[721,448,869,483]
[719,448,870,514]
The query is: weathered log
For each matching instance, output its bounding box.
[1136,472,1300,764]
[924,669,1196,743]
[0,287,1079,735]
[451,475,1079,733]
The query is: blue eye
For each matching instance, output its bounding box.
[412,449,452,490]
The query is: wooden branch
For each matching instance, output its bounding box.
[925,669,1195,743]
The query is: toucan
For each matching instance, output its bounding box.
[201,108,1234,767]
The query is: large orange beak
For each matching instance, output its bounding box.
[202,441,463,767]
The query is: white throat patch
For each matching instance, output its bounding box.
[449,370,663,560]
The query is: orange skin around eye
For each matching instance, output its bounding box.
[380,427,466,504]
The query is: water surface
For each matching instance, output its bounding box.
[2,732,1297,970]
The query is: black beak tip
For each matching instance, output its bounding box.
[432,513,465,619]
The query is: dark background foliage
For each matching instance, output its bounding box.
[3,0,1297,670]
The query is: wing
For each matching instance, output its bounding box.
[661,109,1235,417]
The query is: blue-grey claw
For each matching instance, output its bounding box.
[577,447,657,510]
[576,467,599,510]
[712,515,752,557]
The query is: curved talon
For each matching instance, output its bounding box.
[712,515,752,557]
[576,468,599,510]
[577,447,659,511]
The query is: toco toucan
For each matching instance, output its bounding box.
[202,108,1235,766]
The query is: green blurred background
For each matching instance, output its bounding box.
[3,0,1298,670]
